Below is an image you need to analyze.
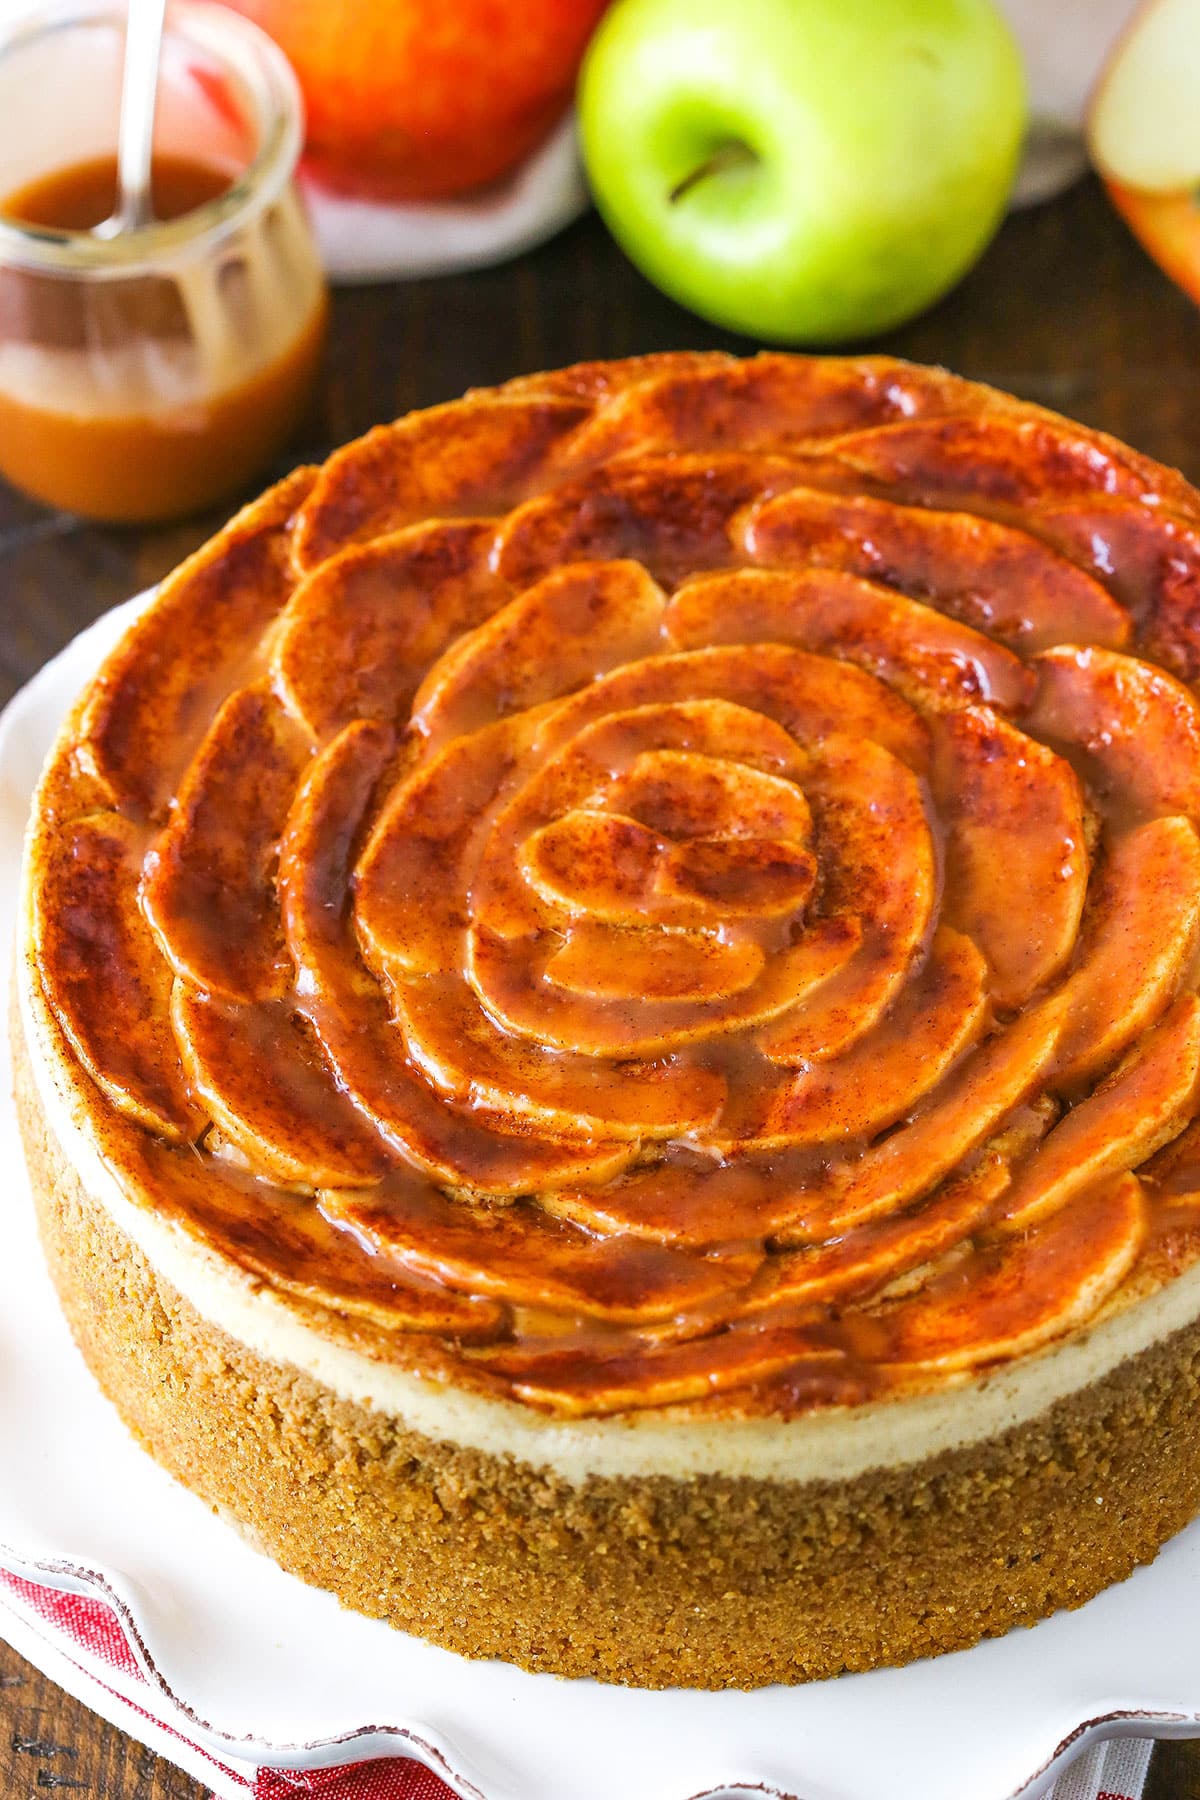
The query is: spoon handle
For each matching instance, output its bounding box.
[115,0,168,230]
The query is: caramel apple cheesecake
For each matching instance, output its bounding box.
[16,350,1200,1689]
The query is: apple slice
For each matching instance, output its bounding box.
[1088,0,1200,194]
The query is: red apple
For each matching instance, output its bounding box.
[227,0,610,201]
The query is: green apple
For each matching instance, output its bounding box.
[577,0,1027,343]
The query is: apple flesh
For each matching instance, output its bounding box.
[1088,0,1200,194]
[227,0,611,201]
[577,0,1027,344]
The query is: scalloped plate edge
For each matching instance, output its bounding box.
[1,1543,1193,1800]
[0,1544,811,1800]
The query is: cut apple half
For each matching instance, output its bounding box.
[1105,181,1200,306]
[1088,0,1200,193]
[1087,0,1200,306]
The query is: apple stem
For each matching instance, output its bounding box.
[669,140,757,204]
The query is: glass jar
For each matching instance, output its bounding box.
[0,1,328,522]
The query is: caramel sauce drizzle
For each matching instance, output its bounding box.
[30,352,1200,1418]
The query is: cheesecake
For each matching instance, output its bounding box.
[16,350,1200,1688]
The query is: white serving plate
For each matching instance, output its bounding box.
[1,598,1199,1800]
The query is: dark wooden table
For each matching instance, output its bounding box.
[2,173,1200,1799]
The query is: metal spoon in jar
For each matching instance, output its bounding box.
[92,0,168,238]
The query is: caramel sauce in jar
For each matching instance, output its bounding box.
[4,153,235,231]
[0,11,327,522]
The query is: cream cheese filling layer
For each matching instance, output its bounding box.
[20,915,1200,1488]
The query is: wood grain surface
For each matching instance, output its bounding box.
[2,174,1199,1798]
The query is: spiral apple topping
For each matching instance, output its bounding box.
[30,353,1200,1417]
